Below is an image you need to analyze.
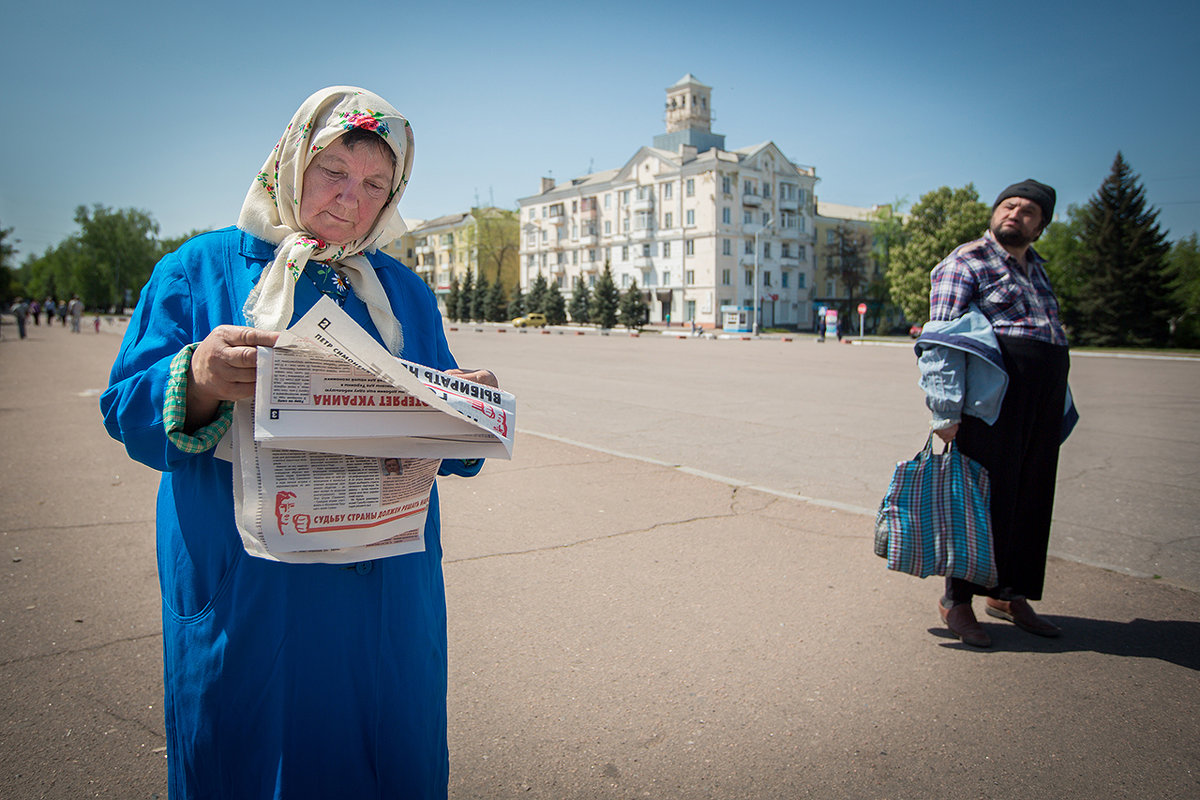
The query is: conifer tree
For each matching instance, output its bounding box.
[507,283,525,319]
[619,278,648,329]
[568,280,591,324]
[456,270,474,323]
[527,272,549,315]
[445,275,460,322]
[591,263,620,329]
[544,282,567,325]
[470,272,490,322]
[1072,152,1174,347]
[485,278,506,322]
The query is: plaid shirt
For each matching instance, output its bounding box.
[929,229,1068,346]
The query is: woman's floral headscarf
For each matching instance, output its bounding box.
[237,86,415,355]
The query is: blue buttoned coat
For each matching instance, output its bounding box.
[101,227,480,800]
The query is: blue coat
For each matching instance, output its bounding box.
[101,227,480,799]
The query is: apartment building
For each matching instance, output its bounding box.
[517,74,818,330]
[813,201,897,333]
[382,207,519,311]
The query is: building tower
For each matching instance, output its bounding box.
[653,74,726,154]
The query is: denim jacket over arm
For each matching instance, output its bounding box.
[915,306,1078,443]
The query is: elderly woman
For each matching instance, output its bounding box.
[101,87,494,799]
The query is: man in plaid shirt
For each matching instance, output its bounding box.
[924,179,1071,648]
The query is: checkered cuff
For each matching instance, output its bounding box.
[165,343,234,454]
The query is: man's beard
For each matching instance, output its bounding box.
[992,223,1035,249]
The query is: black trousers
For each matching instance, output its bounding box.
[946,336,1070,603]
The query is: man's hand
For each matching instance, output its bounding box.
[446,367,499,388]
[187,326,280,430]
[934,423,959,444]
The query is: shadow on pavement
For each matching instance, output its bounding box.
[929,616,1200,669]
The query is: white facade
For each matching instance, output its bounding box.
[516,75,817,329]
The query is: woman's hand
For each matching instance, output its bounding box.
[186,326,280,430]
[446,367,499,388]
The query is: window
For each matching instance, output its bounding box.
[827,279,836,295]
[621,189,631,204]
[589,248,597,262]
[782,272,790,288]
[528,208,536,220]
[571,200,578,213]
[571,250,577,265]
[540,253,547,267]
[744,269,753,286]
[605,247,611,261]
[743,210,752,224]
[798,188,807,204]
[744,239,753,255]
[685,270,695,285]
[557,252,566,265]
[549,203,564,217]
[722,176,732,194]
[572,224,578,239]
[762,183,771,199]
[762,212,770,226]
[686,178,695,197]
[664,212,673,229]
[780,183,796,201]
[623,217,630,233]
[642,243,652,257]
[763,242,771,258]
[622,274,631,288]
[780,211,797,229]
[540,230,547,243]
[722,268,731,285]
[685,209,695,226]
[526,254,535,267]
[764,271,772,287]
[722,238,731,256]
[722,207,731,224]
[604,221,611,234]
[662,183,673,199]
[685,239,694,256]
[743,179,754,195]
[541,207,547,218]
[621,245,629,261]
[827,230,838,244]
[686,299,695,321]
[663,271,671,285]
[798,245,807,261]
[663,241,671,258]
[588,274,596,287]
[797,273,806,288]
[635,211,654,230]
[636,185,652,201]
[604,193,611,209]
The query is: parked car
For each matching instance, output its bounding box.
[511,312,548,328]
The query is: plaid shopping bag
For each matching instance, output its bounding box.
[873,434,997,588]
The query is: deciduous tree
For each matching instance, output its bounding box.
[886,185,989,323]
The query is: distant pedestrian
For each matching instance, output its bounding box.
[44,298,56,325]
[69,296,84,333]
[9,297,29,338]
[57,302,68,327]
[29,299,41,325]
[93,315,101,334]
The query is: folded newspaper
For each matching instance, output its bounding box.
[231,296,515,564]
[254,295,514,460]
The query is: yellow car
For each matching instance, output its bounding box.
[511,313,547,328]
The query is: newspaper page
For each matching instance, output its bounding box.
[232,399,438,564]
[253,296,515,460]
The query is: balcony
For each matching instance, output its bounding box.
[579,231,598,246]
[578,206,598,221]
[633,256,654,269]
[779,197,798,211]
[739,254,758,268]
[742,193,762,207]
[630,227,656,241]
[632,195,654,213]
[780,255,800,268]
[545,214,565,226]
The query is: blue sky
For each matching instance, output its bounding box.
[3,0,1198,259]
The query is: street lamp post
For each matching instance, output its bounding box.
[752,215,773,336]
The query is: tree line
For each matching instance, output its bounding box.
[442,264,651,330]
[883,152,1199,348]
[5,151,1197,346]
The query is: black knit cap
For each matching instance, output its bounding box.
[993,179,1056,227]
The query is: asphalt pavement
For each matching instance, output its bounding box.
[1,316,1197,799]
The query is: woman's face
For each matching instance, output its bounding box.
[298,137,394,245]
